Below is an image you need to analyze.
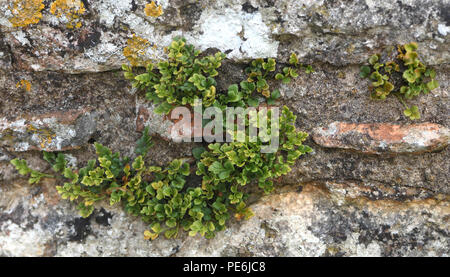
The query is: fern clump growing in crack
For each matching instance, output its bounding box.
[360,42,439,120]
[10,37,314,240]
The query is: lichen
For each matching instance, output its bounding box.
[8,0,45,28]
[16,80,32,92]
[26,124,56,149]
[145,1,163,18]
[50,0,86,29]
[123,34,152,67]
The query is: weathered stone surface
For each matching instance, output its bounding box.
[0,109,97,152]
[0,0,448,73]
[0,70,139,157]
[286,147,450,194]
[0,63,447,255]
[0,63,448,256]
[280,64,449,129]
[0,0,448,257]
[312,122,450,154]
[180,184,450,257]
[0,182,448,257]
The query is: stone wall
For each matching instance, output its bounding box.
[0,0,448,256]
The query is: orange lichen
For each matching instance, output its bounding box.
[26,124,56,149]
[16,80,32,92]
[8,0,45,28]
[145,1,163,17]
[50,0,86,29]
[123,35,152,67]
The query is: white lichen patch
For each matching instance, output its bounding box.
[0,0,13,28]
[121,13,176,61]
[0,117,24,131]
[437,24,449,37]
[44,9,69,27]
[93,0,134,27]
[186,8,279,59]
[316,122,339,137]
[402,131,434,149]
[13,142,30,152]
[64,154,78,168]
[402,127,449,150]
[0,223,48,256]
[84,40,121,64]
[56,205,179,257]
[11,30,30,46]
[30,64,42,71]
[0,17,13,28]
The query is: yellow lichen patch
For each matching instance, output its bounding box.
[26,124,56,149]
[145,1,163,17]
[8,0,45,28]
[16,80,32,92]
[123,35,152,67]
[50,0,86,29]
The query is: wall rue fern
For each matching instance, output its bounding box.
[123,37,226,114]
[10,37,314,240]
[360,42,439,120]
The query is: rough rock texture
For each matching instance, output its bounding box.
[0,108,97,152]
[0,182,448,257]
[0,0,449,73]
[312,122,450,154]
[0,0,449,257]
